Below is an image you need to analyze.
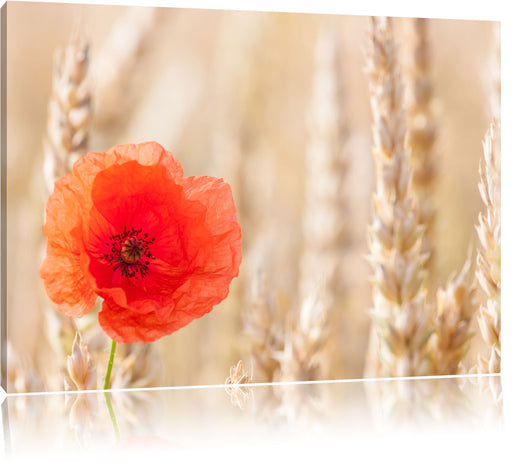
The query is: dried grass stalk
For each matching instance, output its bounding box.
[365,17,434,377]
[431,259,477,375]
[405,18,438,274]
[476,121,501,374]
[243,272,284,383]
[43,39,91,192]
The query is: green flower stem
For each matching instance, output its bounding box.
[103,340,117,390]
[103,339,119,440]
[104,391,120,440]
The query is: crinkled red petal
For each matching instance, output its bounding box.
[39,174,97,317]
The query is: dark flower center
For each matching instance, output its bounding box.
[101,226,156,279]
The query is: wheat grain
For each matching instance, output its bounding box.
[43,39,91,193]
[365,16,434,377]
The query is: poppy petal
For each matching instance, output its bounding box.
[98,299,200,344]
[40,175,97,316]
[182,176,242,275]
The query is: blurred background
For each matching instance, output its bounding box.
[5,2,497,391]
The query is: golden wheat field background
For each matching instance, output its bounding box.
[5,2,499,392]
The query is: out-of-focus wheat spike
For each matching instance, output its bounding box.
[43,39,91,192]
[288,24,349,382]
[490,23,501,120]
[7,342,43,394]
[278,295,329,382]
[365,17,434,377]
[91,7,156,128]
[476,121,501,374]
[243,272,283,383]
[66,332,97,391]
[432,258,477,375]
[405,18,438,276]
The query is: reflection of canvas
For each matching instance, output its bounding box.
[2,377,503,456]
[2,3,501,399]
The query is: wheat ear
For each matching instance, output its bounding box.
[405,18,438,276]
[431,258,477,375]
[476,121,501,374]
[43,39,91,192]
[365,16,433,377]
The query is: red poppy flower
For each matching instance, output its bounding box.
[40,142,242,343]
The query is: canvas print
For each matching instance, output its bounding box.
[1,1,501,405]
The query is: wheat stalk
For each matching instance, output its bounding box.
[43,39,91,193]
[365,16,434,377]
[405,18,438,277]
[431,258,477,375]
[476,121,501,375]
